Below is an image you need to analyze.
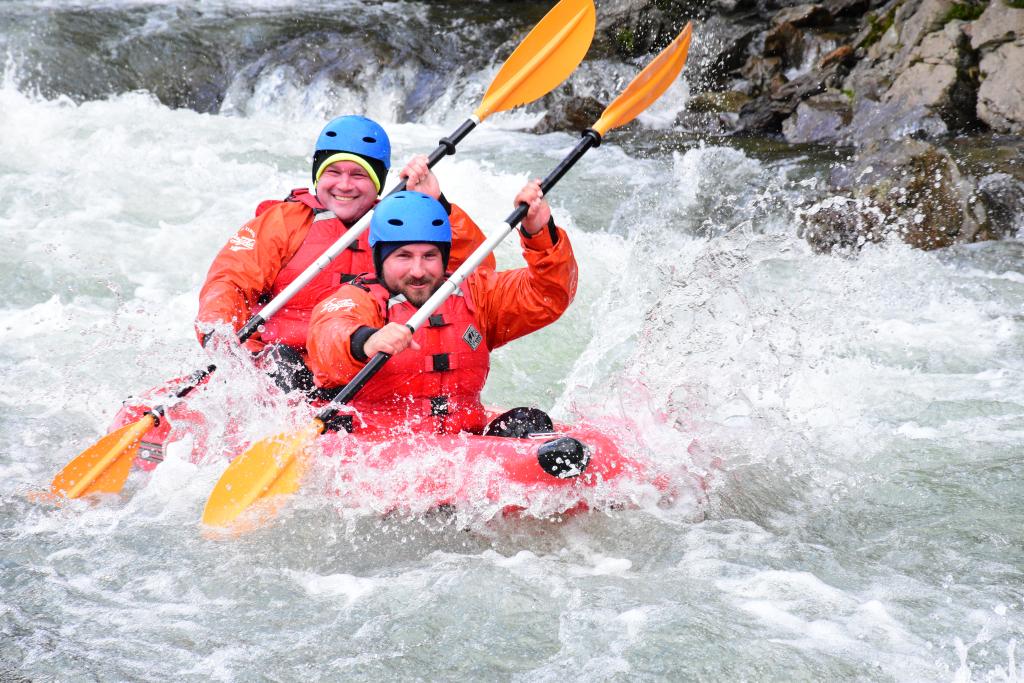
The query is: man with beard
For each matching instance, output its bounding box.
[305,181,577,437]
[195,115,493,396]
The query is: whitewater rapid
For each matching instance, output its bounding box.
[2,3,1024,679]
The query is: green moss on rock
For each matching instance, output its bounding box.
[688,91,751,113]
[859,8,896,49]
[615,28,635,53]
[941,2,987,24]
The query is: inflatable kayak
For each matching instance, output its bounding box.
[108,376,668,515]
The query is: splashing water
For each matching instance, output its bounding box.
[2,2,1024,679]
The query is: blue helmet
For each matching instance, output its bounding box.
[312,115,391,193]
[370,191,452,277]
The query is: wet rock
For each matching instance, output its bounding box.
[764,21,808,66]
[596,0,694,59]
[819,43,856,67]
[880,20,978,130]
[675,110,743,134]
[688,90,754,112]
[531,96,606,134]
[977,42,1024,133]
[799,195,888,250]
[969,0,1024,50]
[962,0,1019,133]
[892,0,957,64]
[977,173,1024,237]
[121,33,228,113]
[740,54,787,94]
[824,0,872,19]
[736,61,846,133]
[689,15,763,90]
[676,91,750,133]
[759,0,828,17]
[772,3,835,26]
[802,139,995,251]
[838,0,985,139]
[782,91,853,142]
[840,98,949,143]
[844,0,952,101]
[735,94,791,132]
[713,0,758,12]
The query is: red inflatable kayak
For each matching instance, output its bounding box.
[108,376,686,516]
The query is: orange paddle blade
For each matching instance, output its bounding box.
[474,0,595,119]
[592,21,694,136]
[201,419,324,528]
[50,415,154,498]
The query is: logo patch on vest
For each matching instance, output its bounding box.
[228,225,256,252]
[462,324,483,350]
[322,297,356,313]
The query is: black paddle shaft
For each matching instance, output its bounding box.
[316,128,604,431]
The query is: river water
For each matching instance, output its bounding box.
[2,1,1023,680]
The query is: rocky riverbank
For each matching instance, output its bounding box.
[591,0,1024,250]
[2,0,1021,251]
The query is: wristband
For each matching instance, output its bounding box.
[350,325,379,362]
[519,215,558,244]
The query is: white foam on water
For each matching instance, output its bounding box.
[2,46,1024,680]
[290,570,378,606]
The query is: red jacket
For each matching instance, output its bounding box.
[196,189,494,355]
[306,224,578,434]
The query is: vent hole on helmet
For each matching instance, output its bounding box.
[432,219,445,226]
[363,136,376,143]
[325,131,337,137]
[388,218,404,226]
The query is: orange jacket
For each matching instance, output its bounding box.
[195,191,494,353]
[306,223,577,409]
[315,279,493,434]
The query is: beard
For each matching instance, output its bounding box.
[391,275,443,307]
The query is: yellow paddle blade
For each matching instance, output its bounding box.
[50,415,154,498]
[474,0,595,120]
[592,21,694,137]
[201,419,324,528]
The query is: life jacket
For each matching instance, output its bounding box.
[349,278,491,435]
[255,188,375,349]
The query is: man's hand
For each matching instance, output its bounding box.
[363,322,420,357]
[398,154,441,199]
[514,179,551,235]
[197,321,232,349]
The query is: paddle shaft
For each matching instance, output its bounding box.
[318,129,603,421]
[236,116,480,342]
[57,0,601,506]
[150,117,482,413]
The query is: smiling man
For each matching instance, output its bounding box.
[306,184,577,436]
[195,115,494,396]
